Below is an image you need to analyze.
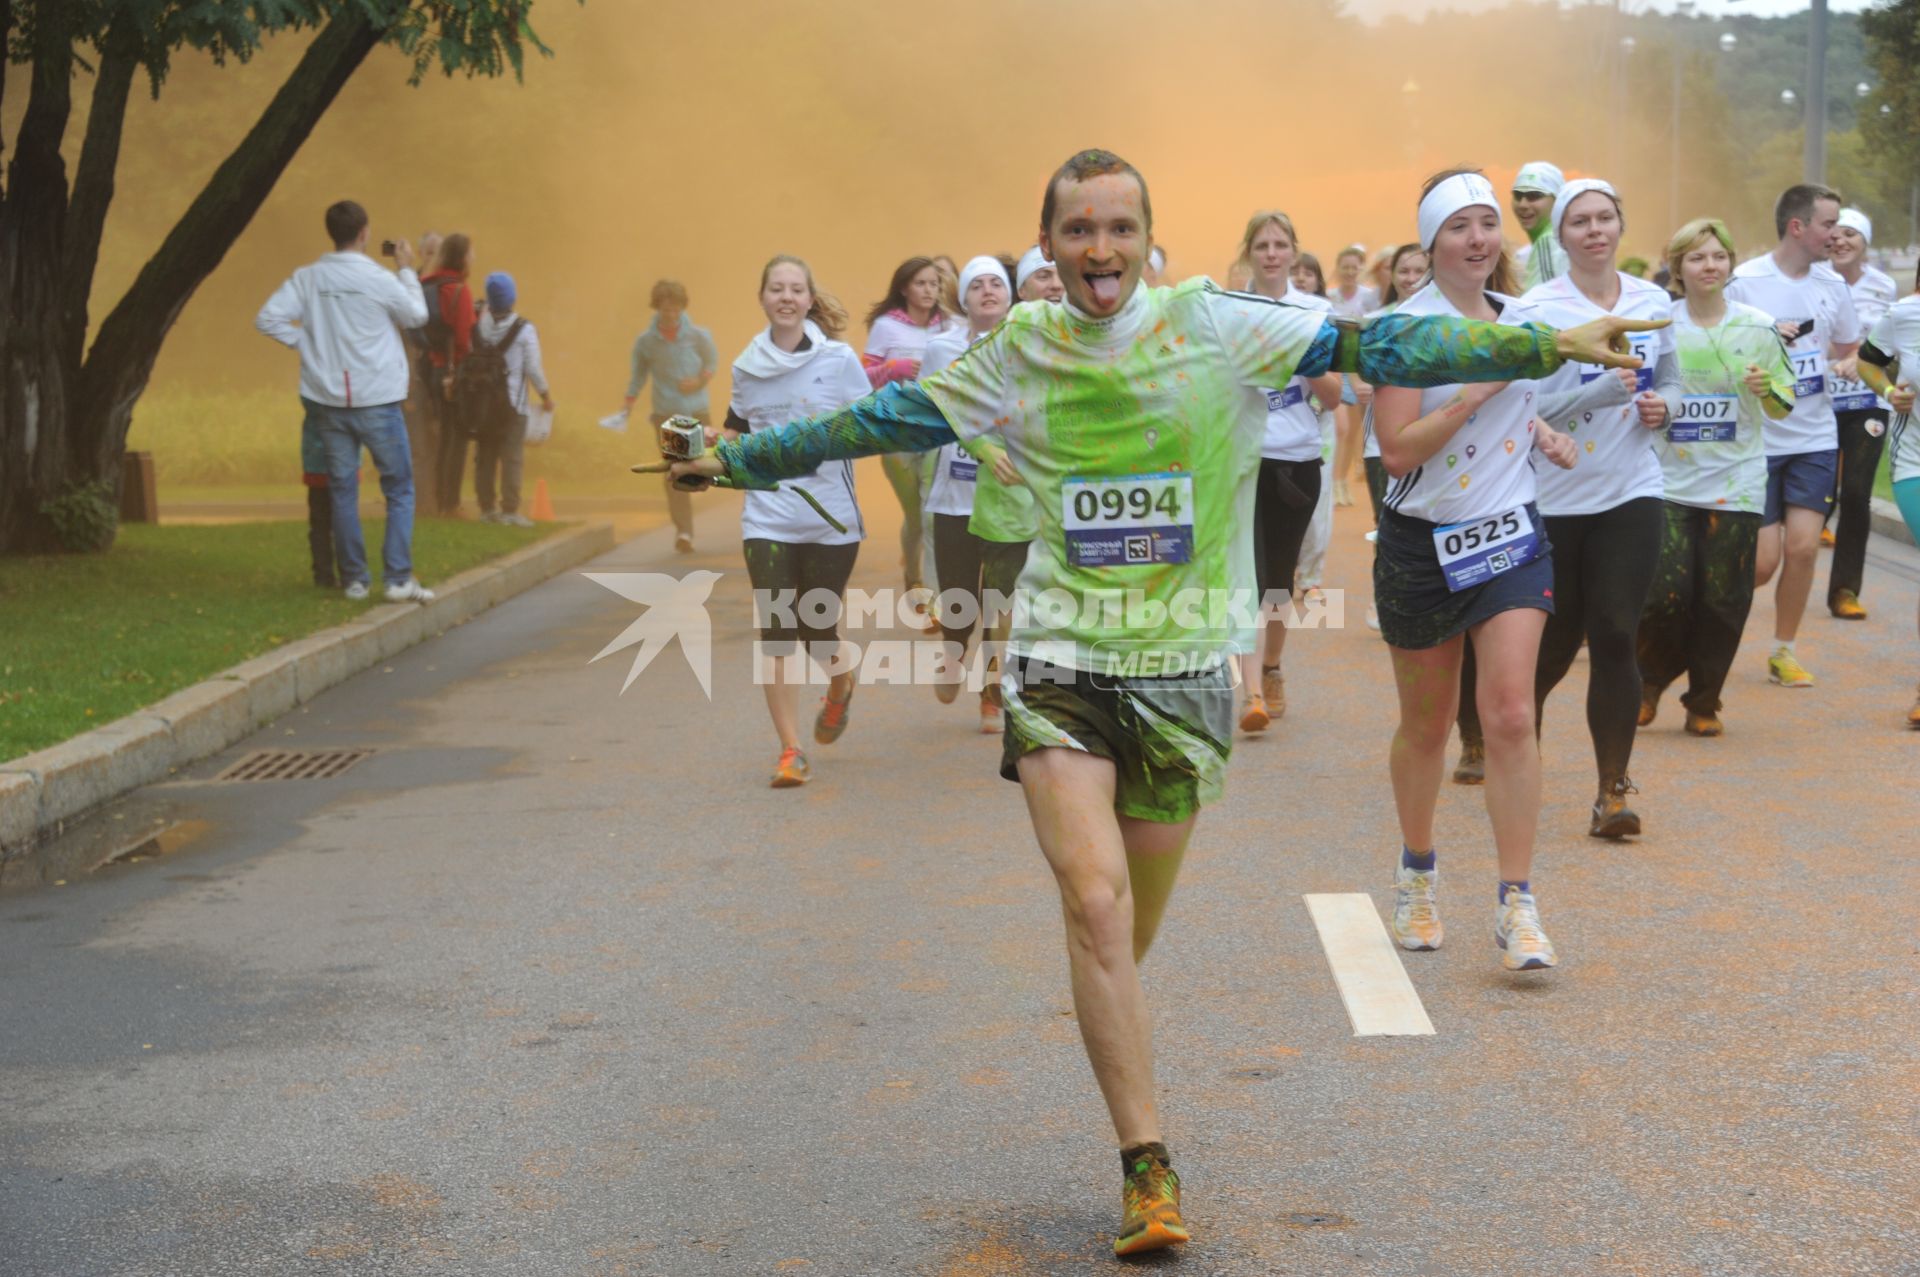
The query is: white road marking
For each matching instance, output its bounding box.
[1303,892,1436,1037]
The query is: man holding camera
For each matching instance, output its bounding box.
[256,199,437,602]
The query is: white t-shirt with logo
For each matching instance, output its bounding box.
[1523,272,1675,516]
[729,327,870,545]
[1328,283,1379,323]
[1867,296,1920,485]
[921,326,985,517]
[1380,284,1542,526]
[1831,264,1898,414]
[1255,286,1334,461]
[1725,253,1860,456]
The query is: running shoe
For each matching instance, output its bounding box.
[1239,693,1270,734]
[1829,590,1867,620]
[384,578,436,603]
[1589,775,1641,839]
[674,533,694,554]
[1638,682,1661,728]
[1452,738,1485,786]
[1261,666,1286,719]
[1390,862,1444,951]
[344,582,370,601]
[1909,684,1920,730]
[1820,525,1836,547]
[1684,709,1724,737]
[1365,602,1381,632]
[814,687,854,744]
[979,697,1003,735]
[770,746,810,788]
[1768,647,1815,688]
[1495,887,1557,971]
[1114,1150,1187,1257]
[933,649,963,705]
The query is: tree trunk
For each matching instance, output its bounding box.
[0,18,77,553]
[0,13,382,554]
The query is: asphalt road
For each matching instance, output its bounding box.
[4,471,1918,1276]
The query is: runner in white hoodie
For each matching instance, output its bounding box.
[256,200,435,603]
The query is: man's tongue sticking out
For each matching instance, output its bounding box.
[1085,269,1123,310]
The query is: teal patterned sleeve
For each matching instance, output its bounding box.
[1304,315,1565,387]
[714,381,958,491]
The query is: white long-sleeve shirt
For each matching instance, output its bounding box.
[256,250,428,408]
[475,310,549,413]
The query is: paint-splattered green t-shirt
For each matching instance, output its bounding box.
[1658,299,1795,514]
[920,278,1324,671]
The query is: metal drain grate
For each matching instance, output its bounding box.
[215,748,373,782]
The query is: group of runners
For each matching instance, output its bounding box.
[659,149,1920,1258]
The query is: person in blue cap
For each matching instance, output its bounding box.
[470,271,553,526]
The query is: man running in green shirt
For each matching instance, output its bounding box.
[672,149,1656,1259]
[1512,160,1568,290]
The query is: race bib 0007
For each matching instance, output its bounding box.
[1062,472,1194,568]
[1432,505,1540,593]
[1668,393,1738,444]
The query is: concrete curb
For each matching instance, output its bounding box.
[0,522,615,870]
[1871,495,1914,549]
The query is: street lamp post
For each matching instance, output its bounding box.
[1805,0,1829,183]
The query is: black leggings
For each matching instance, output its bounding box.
[1459,497,1664,782]
[1638,503,1760,717]
[1253,457,1323,600]
[742,538,860,654]
[1535,497,1665,782]
[1829,408,1889,603]
[932,512,988,652]
[1364,456,1388,526]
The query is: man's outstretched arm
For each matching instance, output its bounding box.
[705,382,958,490]
[1300,313,1667,388]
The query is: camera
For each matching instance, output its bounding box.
[380,240,396,257]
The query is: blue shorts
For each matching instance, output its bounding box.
[1763,449,1837,525]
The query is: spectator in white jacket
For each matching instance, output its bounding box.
[471,271,553,526]
[256,200,435,602]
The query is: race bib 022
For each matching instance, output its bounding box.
[1062,472,1195,568]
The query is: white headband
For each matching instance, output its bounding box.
[1015,245,1052,291]
[1838,207,1873,245]
[1552,178,1621,245]
[1418,173,1500,250]
[957,254,1011,314]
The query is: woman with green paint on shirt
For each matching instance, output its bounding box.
[1637,219,1797,739]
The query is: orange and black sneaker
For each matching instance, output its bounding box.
[1820,525,1836,547]
[770,746,810,788]
[1114,1143,1187,1258]
[1829,589,1868,620]
[1239,693,1270,734]
[1638,682,1661,728]
[813,686,854,745]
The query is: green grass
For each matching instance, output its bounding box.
[0,518,557,762]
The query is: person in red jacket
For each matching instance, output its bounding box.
[420,233,477,515]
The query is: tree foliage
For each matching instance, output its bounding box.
[0,1,571,553]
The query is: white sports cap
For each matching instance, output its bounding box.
[1512,161,1566,197]
[958,254,1011,314]
[1015,245,1052,290]
[1551,178,1621,245]
[1418,172,1501,250]
[1837,207,1873,245]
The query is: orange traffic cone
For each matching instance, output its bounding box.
[529,477,555,522]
